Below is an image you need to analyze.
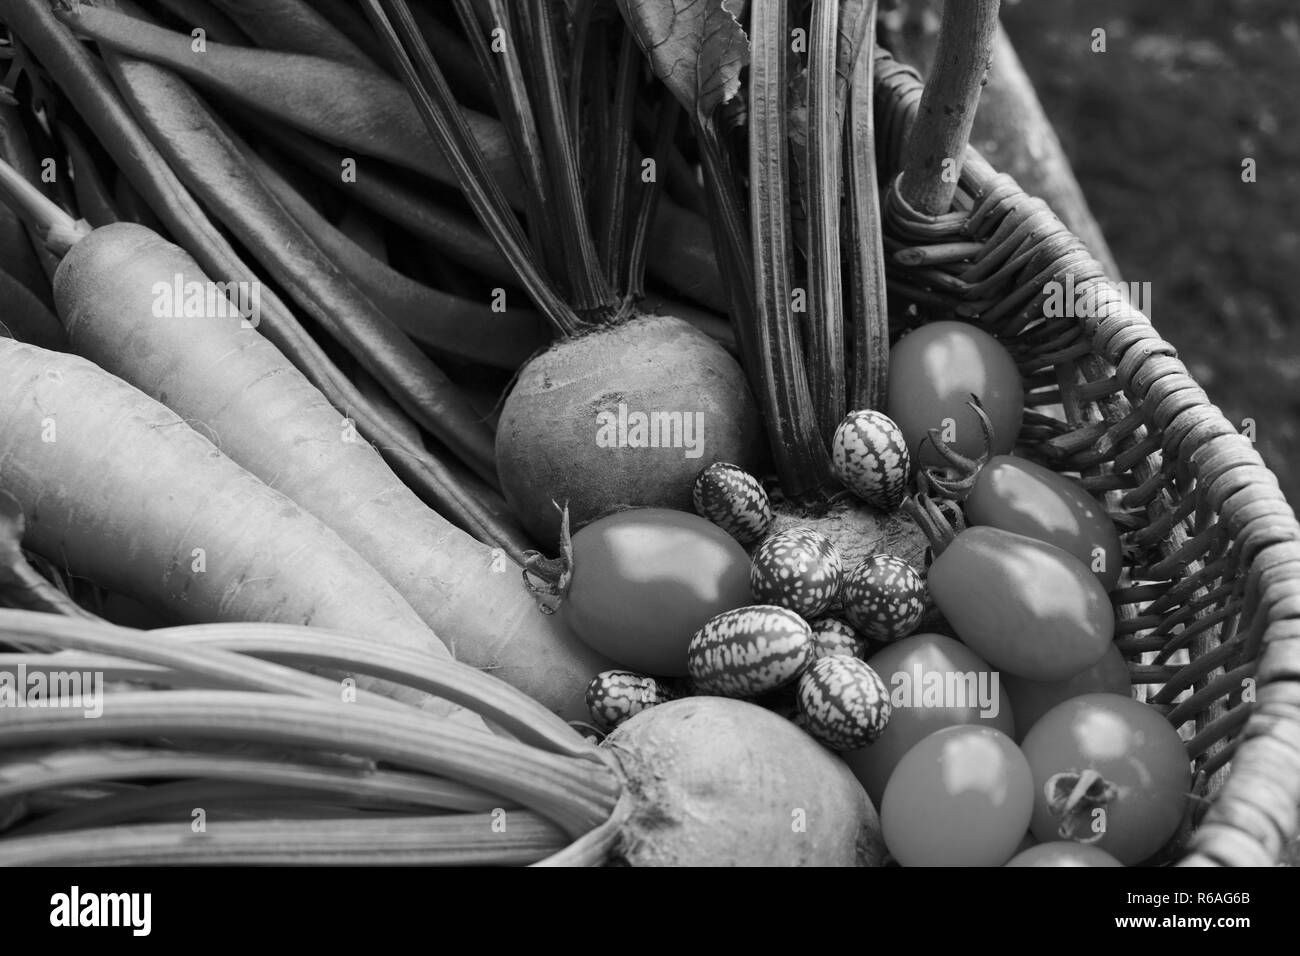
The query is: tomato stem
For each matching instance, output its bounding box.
[521,504,575,614]
[920,396,996,501]
[1044,768,1119,843]
[900,485,959,556]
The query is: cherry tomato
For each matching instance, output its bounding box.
[881,724,1033,867]
[887,321,1023,469]
[845,633,1014,806]
[563,508,752,675]
[1000,642,1132,741]
[965,455,1123,591]
[1021,693,1189,865]
[929,526,1113,681]
[1005,842,1123,867]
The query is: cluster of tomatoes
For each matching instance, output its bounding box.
[568,321,1191,866]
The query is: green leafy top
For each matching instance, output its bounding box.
[616,0,749,128]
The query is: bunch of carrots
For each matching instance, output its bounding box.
[0,0,1000,864]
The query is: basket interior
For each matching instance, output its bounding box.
[871,50,1300,865]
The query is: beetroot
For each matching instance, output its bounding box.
[495,314,763,545]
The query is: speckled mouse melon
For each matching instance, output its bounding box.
[692,462,774,546]
[750,527,843,618]
[585,670,679,732]
[809,616,869,659]
[687,605,813,698]
[797,656,892,750]
[841,554,926,641]
[831,410,910,511]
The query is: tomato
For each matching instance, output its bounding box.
[845,633,1014,806]
[887,321,1023,469]
[929,526,1113,681]
[1005,842,1123,867]
[881,725,1033,867]
[965,455,1123,591]
[1021,693,1189,865]
[1000,642,1132,741]
[563,509,752,675]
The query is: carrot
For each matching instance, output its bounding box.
[252,120,734,344]
[150,0,249,44]
[111,169,164,230]
[0,0,522,551]
[294,0,398,73]
[0,337,478,723]
[56,121,118,228]
[61,2,728,311]
[98,49,499,486]
[0,196,47,307]
[247,119,518,284]
[60,4,524,192]
[208,0,379,70]
[0,101,59,287]
[49,221,614,720]
[247,148,552,370]
[0,267,66,351]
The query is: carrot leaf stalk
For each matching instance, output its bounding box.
[0,151,88,254]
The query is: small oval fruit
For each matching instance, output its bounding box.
[563,508,753,676]
[831,410,910,510]
[809,617,868,659]
[585,670,678,732]
[841,554,926,641]
[1005,842,1123,867]
[687,605,813,698]
[797,656,891,750]
[750,527,842,618]
[881,724,1034,867]
[692,462,774,547]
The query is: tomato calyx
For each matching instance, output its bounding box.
[521,503,575,614]
[900,480,961,559]
[920,395,997,502]
[1044,768,1122,844]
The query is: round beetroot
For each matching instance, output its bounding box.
[496,314,763,546]
[562,509,753,675]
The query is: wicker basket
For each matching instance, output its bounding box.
[872,49,1300,866]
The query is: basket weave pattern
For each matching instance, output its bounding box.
[873,50,1300,866]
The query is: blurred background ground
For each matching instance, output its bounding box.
[1000,0,1300,863]
[1000,0,1300,506]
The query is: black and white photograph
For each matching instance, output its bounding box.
[0,0,1292,926]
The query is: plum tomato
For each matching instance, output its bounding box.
[886,321,1023,469]
[928,526,1114,681]
[845,633,1014,806]
[881,724,1033,867]
[562,509,752,676]
[1000,642,1132,742]
[964,455,1123,591]
[1021,693,1190,865]
[1005,842,1123,867]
